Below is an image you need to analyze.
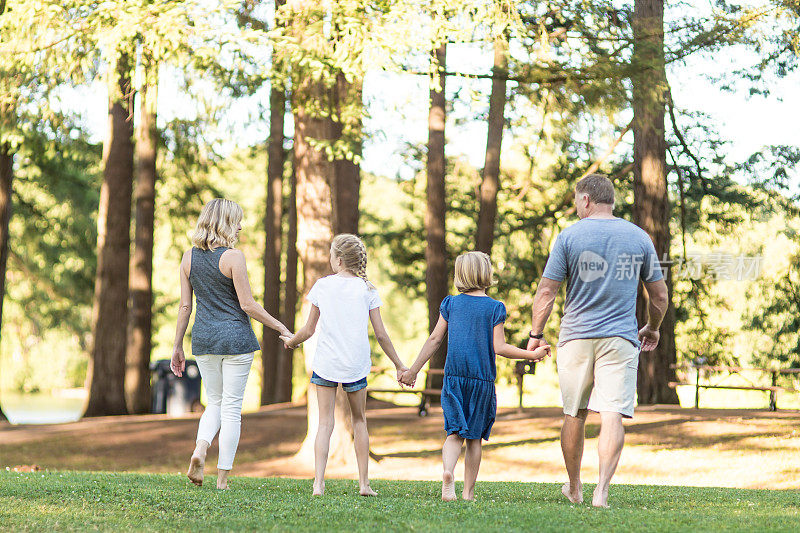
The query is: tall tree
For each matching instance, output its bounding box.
[261,4,287,404]
[331,72,362,235]
[476,34,508,254]
[275,159,298,404]
[126,52,158,414]
[85,48,135,417]
[425,44,448,394]
[0,135,11,422]
[632,0,679,404]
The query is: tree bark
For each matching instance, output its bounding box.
[125,54,157,414]
[632,0,679,405]
[425,44,449,395]
[261,64,286,406]
[0,141,12,421]
[275,157,298,404]
[85,50,135,417]
[331,72,361,235]
[476,36,508,254]
[292,74,353,463]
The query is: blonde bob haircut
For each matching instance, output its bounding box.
[191,198,243,250]
[454,251,496,293]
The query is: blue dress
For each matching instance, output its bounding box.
[439,294,507,440]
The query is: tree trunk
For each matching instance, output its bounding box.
[331,72,361,235]
[632,0,679,405]
[275,157,298,404]
[125,54,157,414]
[476,36,508,254]
[261,68,286,406]
[0,141,12,421]
[425,44,448,395]
[293,75,353,463]
[85,51,135,417]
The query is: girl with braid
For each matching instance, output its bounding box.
[282,233,408,497]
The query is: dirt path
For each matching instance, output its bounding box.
[2,402,798,490]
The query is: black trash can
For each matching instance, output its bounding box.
[150,359,203,415]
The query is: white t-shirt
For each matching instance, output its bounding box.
[306,274,382,382]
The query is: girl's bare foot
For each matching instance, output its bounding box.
[312,480,325,496]
[592,485,609,508]
[360,485,377,497]
[441,471,457,501]
[562,481,583,504]
[187,455,205,486]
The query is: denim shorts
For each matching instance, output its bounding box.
[310,371,368,392]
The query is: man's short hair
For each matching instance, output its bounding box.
[575,174,615,205]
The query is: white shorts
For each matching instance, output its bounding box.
[557,337,639,418]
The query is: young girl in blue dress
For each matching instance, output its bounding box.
[400,251,550,501]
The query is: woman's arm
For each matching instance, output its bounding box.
[283,305,320,349]
[400,314,448,386]
[493,323,551,361]
[171,251,193,377]
[368,307,408,378]
[224,249,291,336]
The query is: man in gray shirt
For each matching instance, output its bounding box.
[527,174,668,508]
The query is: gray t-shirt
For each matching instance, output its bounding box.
[542,217,663,347]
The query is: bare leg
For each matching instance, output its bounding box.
[561,410,587,503]
[216,468,230,490]
[187,439,209,486]
[462,439,482,501]
[346,388,376,496]
[441,433,463,501]
[313,385,337,496]
[593,411,624,508]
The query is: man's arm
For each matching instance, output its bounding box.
[639,279,669,351]
[527,277,561,350]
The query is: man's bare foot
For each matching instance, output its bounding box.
[312,481,325,496]
[360,485,377,497]
[592,485,609,508]
[187,455,204,486]
[441,471,457,501]
[561,481,583,504]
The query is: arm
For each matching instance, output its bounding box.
[527,277,561,350]
[494,323,551,361]
[226,249,291,336]
[639,278,669,351]
[369,307,408,379]
[171,251,193,377]
[283,305,320,349]
[400,314,448,386]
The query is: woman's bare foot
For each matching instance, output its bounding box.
[562,481,583,504]
[592,485,609,508]
[462,490,475,501]
[441,471,457,501]
[360,485,377,497]
[312,480,325,496]
[187,455,205,486]
[216,469,230,490]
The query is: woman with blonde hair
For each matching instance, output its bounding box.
[171,198,292,489]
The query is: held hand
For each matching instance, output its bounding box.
[530,344,551,361]
[396,365,410,385]
[170,347,186,377]
[398,369,417,387]
[638,325,660,352]
[279,335,293,347]
[526,337,544,352]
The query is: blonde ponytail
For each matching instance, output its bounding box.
[331,233,376,290]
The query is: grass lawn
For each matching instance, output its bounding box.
[1,471,798,532]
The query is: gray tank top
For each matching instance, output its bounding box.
[189,246,261,355]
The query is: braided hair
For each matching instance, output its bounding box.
[331,233,376,290]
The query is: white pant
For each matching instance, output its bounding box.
[195,352,254,470]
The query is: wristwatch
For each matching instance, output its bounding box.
[529,331,544,339]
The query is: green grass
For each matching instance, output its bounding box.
[1,471,798,532]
